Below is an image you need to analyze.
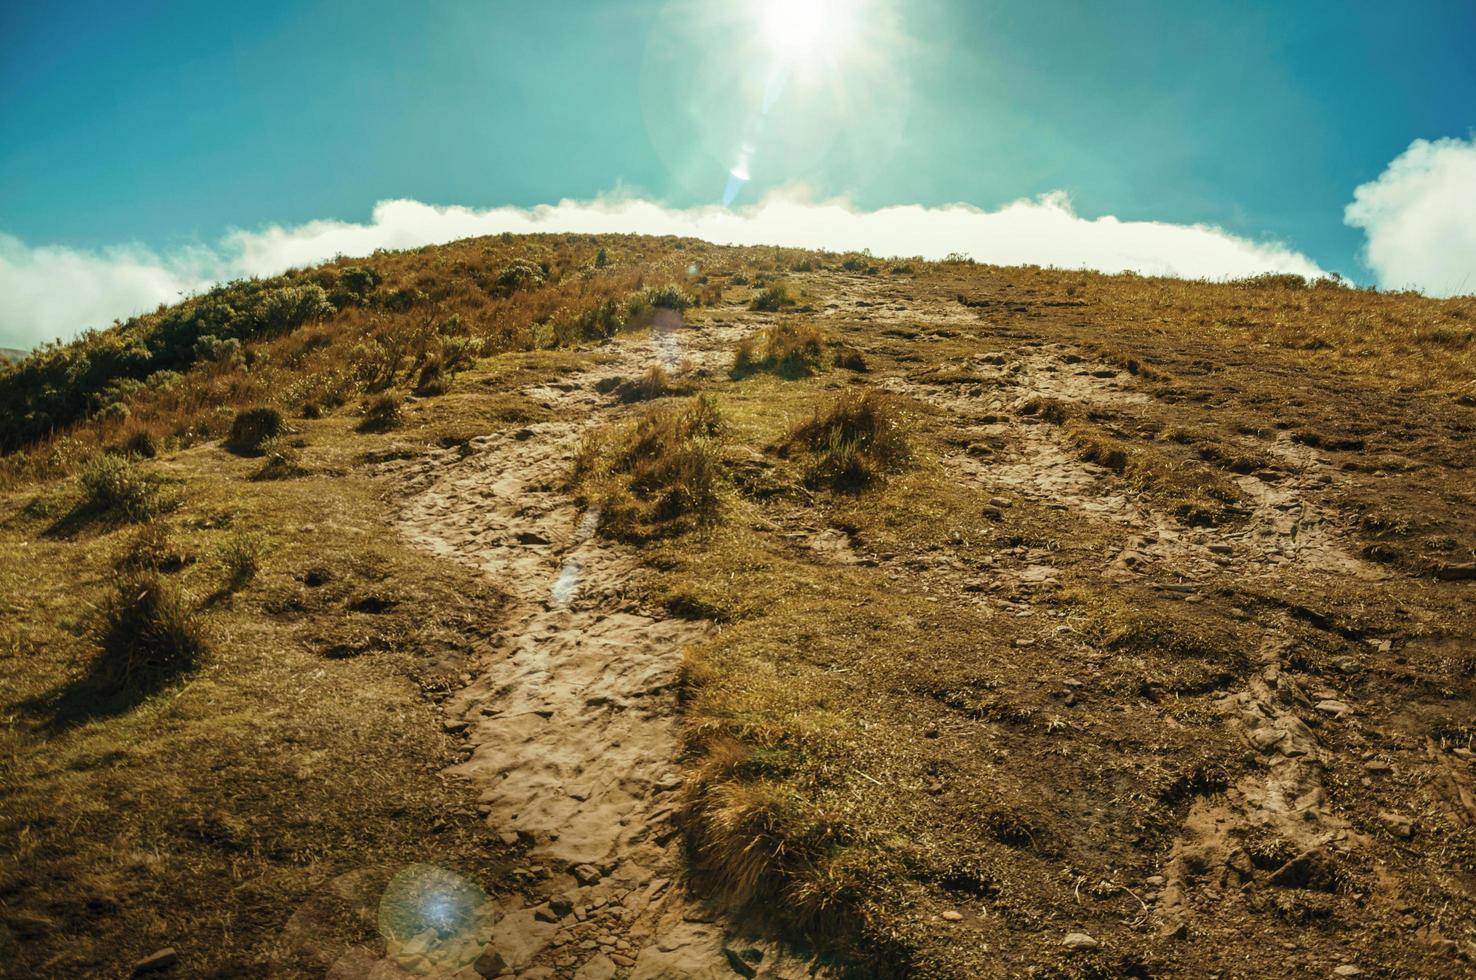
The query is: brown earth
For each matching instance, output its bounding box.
[2,239,1473,979]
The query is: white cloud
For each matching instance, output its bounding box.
[1346,136,1476,297]
[2,191,1327,350]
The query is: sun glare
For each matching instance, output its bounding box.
[761,0,854,62]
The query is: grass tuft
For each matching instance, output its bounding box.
[785,390,911,490]
[227,407,286,455]
[78,455,161,521]
[732,322,828,379]
[575,394,725,539]
[87,572,208,696]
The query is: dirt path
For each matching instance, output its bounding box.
[359,318,819,979]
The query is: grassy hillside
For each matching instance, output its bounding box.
[2,236,1473,978]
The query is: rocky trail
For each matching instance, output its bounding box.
[344,317,821,979]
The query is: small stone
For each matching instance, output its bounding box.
[472,947,508,978]
[1377,811,1414,839]
[1333,966,1363,977]
[132,948,178,975]
[533,903,560,923]
[1014,638,1035,648]
[1208,543,1233,555]
[1061,932,1099,952]
[723,947,759,978]
[1144,875,1166,888]
[941,910,964,921]
[549,895,575,917]
[573,954,617,980]
[983,506,1005,521]
[443,719,470,734]
[498,831,520,847]
[1363,760,1393,775]
[1315,700,1351,716]
[989,497,1013,509]
[573,864,602,886]
[1250,728,1287,751]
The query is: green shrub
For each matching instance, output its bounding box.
[227,407,285,454]
[89,572,207,693]
[79,455,161,521]
[497,260,546,293]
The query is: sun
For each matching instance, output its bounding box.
[760,0,856,63]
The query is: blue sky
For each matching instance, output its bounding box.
[2,1,1474,345]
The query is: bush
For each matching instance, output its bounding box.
[89,572,207,693]
[786,391,911,490]
[358,393,403,433]
[227,407,285,454]
[79,455,161,521]
[254,285,335,336]
[750,284,794,312]
[497,260,546,293]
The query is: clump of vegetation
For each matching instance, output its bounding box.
[750,283,795,312]
[834,345,868,372]
[785,390,911,490]
[414,336,480,396]
[226,407,285,454]
[78,454,162,521]
[732,322,828,379]
[219,531,264,590]
[610,364,690,404]
[118,428,159,459]
[116,522,191,573]
[1017,396,1076,424]
[496,259,546,294]
[358,393,403,433]
[88,572,208,695]
[1065,420,1242,525]
[252,440,308,480]
[574,395,725,540]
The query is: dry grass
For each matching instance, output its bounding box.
[732,321,829,379]
[784,390,912,490]
[574,394,725,540]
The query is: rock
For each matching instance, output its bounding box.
[549,895,575,918]
[1377,811,1415,839]
[1363,760,1393,775]
[472,947,508,978]
[1333,966,1363,977]
[723,947,759,978]
[941,910,964,921]
[132,948,179,975]
[1434,562,1476,581]
[1061,932,1099,951]
[1250,727,1287,751]
[989,497,1013,509]
[983,506,1005,522]
[533,903,560,923]
[573,954,618,980]
[1315,700,1351,716]
[498,831,520,847]
[573,864,603,886]
[1144,875,1166,888]
[444,719,470,734]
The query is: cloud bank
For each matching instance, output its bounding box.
[2,190,1330,350]
[1345,136,1476,297]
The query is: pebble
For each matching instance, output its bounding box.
[1333,966,1363,977]
[132,948,178,975]
[941,910,964,921]
[1061,932,1100,951]
[989,497,1014,509]
[1315,700,1351,716]
[573,864,603,886]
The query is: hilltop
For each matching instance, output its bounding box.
[1,235,1473,978]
